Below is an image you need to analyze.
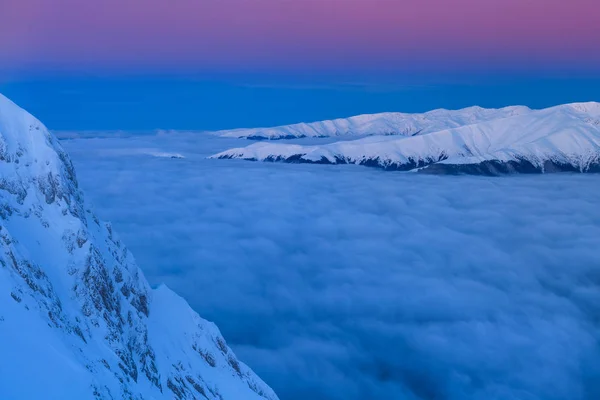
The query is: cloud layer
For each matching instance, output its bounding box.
[62,132,600,400]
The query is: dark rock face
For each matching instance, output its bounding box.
[241,153,450,172]
[419,160,600,176]
[221,152,600,176]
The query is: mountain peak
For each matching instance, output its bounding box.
[0,93,278,400]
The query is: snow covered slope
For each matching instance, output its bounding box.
[213,102,600,175]
[0,93,278,400]
[215,106,531,140]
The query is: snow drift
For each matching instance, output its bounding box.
[213,102,600,175]
[0,93,278,400]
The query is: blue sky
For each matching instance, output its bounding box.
[2,0,598,131]
[1,73,600,131]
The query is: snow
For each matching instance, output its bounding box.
[215,105,531,140]
[212,102,600,174]
[0,93,278,400]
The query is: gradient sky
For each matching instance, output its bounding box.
[1,0,599,129]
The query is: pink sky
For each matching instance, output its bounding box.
[1,0,599,73]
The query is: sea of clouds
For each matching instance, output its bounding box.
[61,132,600,400]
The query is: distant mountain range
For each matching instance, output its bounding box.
[213,103,600,175]
[215,105,532,140]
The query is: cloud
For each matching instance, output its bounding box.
[62,132,600,400]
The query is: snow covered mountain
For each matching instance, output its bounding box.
[213,102,600,175]
[215,106,531,140]
[0,93,278,400]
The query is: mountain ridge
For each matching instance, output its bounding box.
[212,102,600,175]
[214,105,533,140]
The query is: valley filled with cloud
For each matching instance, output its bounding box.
[62,132,600,400]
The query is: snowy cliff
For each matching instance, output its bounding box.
[0,93,278,400]
[213,103,600,175]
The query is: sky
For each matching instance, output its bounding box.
[1,0,599,129]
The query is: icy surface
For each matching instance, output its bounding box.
[0,94,277,400]
[213,102,600,174]
[61,129,600,400]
